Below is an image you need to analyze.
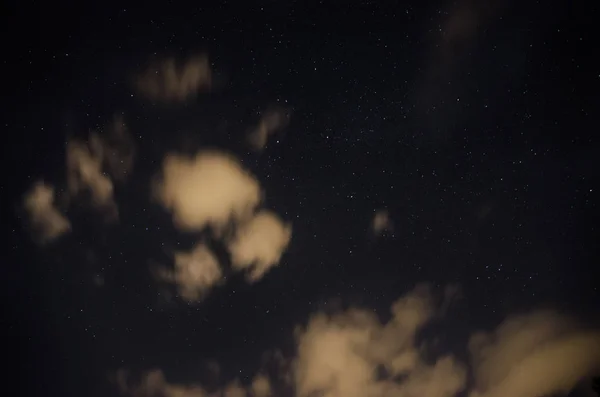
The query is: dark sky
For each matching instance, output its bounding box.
[4,1,599,397]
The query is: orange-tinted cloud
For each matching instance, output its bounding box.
[117,285,600,397]
[469,310,600,397]
[152,150,292,299]
[135,55,211,102]
[294,284,467,397]
[156,243,223,301]
[371,209,392,236]
[228,210,292,282]
[248,107,291,151]
[67,139,118,218]
[66,116,135,220]
[22,181,71,243]
[153,150,261,232]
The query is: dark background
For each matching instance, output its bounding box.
[3,1,598,396]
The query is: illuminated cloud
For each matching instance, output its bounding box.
[89,115,136,181]
[469,310,600,397]
[371,209,392,236]
[248,107,291,151]
[116,285,600,397]
[135,55,211,102]
[117,369,207,397]
[294,284,467,397]
[22,181,71,243]
[251,375,272,397]
[224,381,246,397]
[118,286,466,397]
[65,116,135,220]
[67,139,118,218]
[153,151,292,297]
[228,210,292,282]
[156,244,223,301]
[22,118,133,241]
[153,150,261,232]
[117,369,276,397]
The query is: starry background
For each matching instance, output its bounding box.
[3,1,599,397]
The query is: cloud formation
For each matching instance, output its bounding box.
[156,244,223,301]
[251,375,272,397]
[228,210,292,282]
[248,107,291,151]
[294,284,466,397]
[67,139,118,218]
[153,150,292,299]
[469,310,600,397]
[135,55,212,102]
[89,115,136,181]
[22,181,71,243]
[153,151,261,232]
[118,286,468,397]
[117,369,207,397]
[66,116,135,220]
[117,285,600,397]
[438,0,509,65]
[117,369,272,397]
[371,209,392,236]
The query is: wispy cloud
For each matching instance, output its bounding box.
[117,369,207,397]
[67,139,118,219]
[134,55,212,102]
[89,115,136,181]
[66,116,135,220]
[415,0,511,143]
[117,368,271,397]
[22,181,71,243]
[469,310,600,397]
[371,209,392,236]
[228,210,292,282]
[248,107,291,151]
[155,243,223,301]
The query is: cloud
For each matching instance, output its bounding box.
[156,244,223,301]
[153,150,292,298]
[248,107,291,151]
[228,210,292,282]
[371,209,392,236]
[153,150,262,232]
[224,382,246,397]
[89,115,136,181]
[117,369,274,397]
[251,375,272,397]
[22,181,71,243]
[66,116,135,220]
[415,0,511,143]
[134,55,212,102]
[469,310,600,397]
[67,139,118,218]
[438,0,509,62]
[293,284,467,397]
[117,369,207,397]
[22,116,134,243]
[117,285,453,397]
[116,285,600,397]
[117,286,457,397]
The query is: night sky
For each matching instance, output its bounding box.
[4,1,600,397]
